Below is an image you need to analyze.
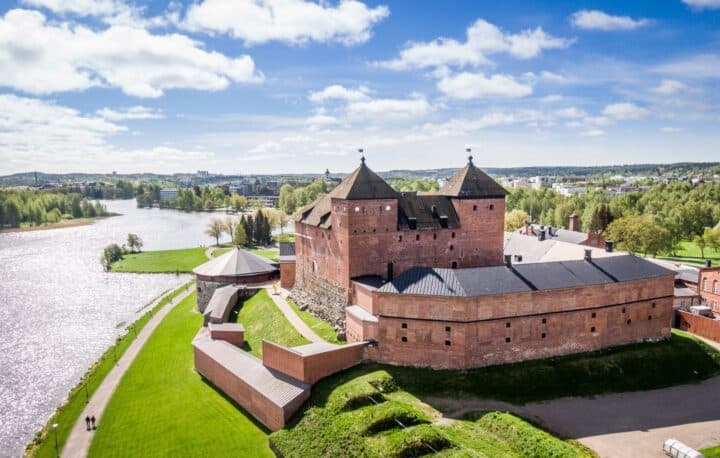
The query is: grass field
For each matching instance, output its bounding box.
[247,247,279,262]
[702,445,720,457]
[88,292,273,458]
[270,369,594,457]
[231,289,310,357]
[25,282,193,458]
[287,297,345,345]
[111,247,208,273]
[658,240,720,267]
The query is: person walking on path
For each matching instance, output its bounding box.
[91,416,96,430]
[85,416,90,431]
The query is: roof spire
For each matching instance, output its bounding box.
[466,147,473,166]
[359,148,365,165]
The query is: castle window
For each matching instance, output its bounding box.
[401,323,407,329]
[197,286,202,292]
[445,326,451,332]
[505,337,511,343]
[591,312,596,318]
[433,233,437,240]
[445,340,451,346]
[627,319,632,325]
[451,261,458,269]
[591,326,596,333]
[652,302,656,308]
[401,336,407,342]
[505,322,511,328]
[473,205,477,211]
[451,232,455,238]
[372,229,376,233]
[541,318,546,324]
[541,333,546,339]
[449,244,454,251]
[622,308,626,313]
[489,204,494,210]
[416,234,420,241]
[353,230,357,233]
[399,235,403,242]
[648,315,652,320]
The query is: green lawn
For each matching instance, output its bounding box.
[658,240,720,267]
[211,246,234,257]
[88,292,272,458]
[247,247,279,262]
[270,369,594,458]
[286,297,345,345]
[26,282,193,458]
[231,289,310,357]
[702,445,720,458]
[111,247,208,273]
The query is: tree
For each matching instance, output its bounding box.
[102,243,123,271]
[205,218,225,246]
[233,223,248,246]
[504,209,531,232]
[694,233,707,258]
[224,217,238,240]
[242,214,254,244]
[606,215,672,256]
[704,228,720,254]
[127,233,143,253]
[264,208,290,234]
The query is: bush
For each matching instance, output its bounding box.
[102,243,123,271]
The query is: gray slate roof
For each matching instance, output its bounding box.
[279,242,296,262]
[378,254,673,297]
[530,224,588,244]
[193,248,277,277]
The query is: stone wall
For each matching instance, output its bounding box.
[292,265,348,328]
[196,279,259,313]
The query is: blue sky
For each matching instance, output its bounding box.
[0,0,718,175]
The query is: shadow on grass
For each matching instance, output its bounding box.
[197,374,271,434]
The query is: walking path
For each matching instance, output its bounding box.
[61,286,195,458]
[429,336,720,458]
[265,286,324,343]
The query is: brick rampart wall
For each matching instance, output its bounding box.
[262,340,366,384]
[676,311,720,343]
[280,261,296,288]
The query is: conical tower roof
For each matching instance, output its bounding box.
[328,156,398,200]
[193,248,276,277]
[440,155,507,199]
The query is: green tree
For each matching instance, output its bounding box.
[694,233,707,258]
[102,243,124,271]
[504,209,531,232]
[205,218,225,246]
[233,223,248,246]
[127,233,143,253]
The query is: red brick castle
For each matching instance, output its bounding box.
[291,154,675,369]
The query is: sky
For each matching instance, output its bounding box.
[0,0,718,175]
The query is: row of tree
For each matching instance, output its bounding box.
[278,179,336,214]
[0,190,108,228]
[205,209,288,247]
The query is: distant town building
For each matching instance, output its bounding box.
[529,176,555,190]
[159,188,178,202]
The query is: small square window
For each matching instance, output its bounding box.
[505,322,511,328]
[627,319,632,325]
[433,233,437,240]
[445,340,451,346]
[445,326,451,332]
[591,326,596,333]
[401,336,407,342]
[401,323,407,329]
[541,333,546,339]
[648,315,652,320]
[591,312,596,318]
[449,244,454,251]
[541,318,547,324]
[399,235,403,242]
[652,303,656,308]
[451,232,456,238]
[505,337,511,343]
[473,205,477,211]
[489,204,494,210]
[622,308,626,313]
[416,234,420,241]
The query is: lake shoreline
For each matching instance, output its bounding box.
[0,214,120,234]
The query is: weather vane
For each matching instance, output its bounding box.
[359,148,365,164]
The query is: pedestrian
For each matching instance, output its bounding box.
[85,416,91,431]
[91,416,96,430]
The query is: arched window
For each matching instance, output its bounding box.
[714,280,718,294]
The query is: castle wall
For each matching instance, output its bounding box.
[196,278,263,312]
[280,261,296,288]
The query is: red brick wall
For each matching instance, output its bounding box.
[280,261,296,288]
[676,311,720,342]
[262,340,366,384]
[208,327,244,347]
[370,275,674,369]
[699,268,720,312]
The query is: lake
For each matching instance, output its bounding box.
[0,200,264,457]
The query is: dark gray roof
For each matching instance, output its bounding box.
[530,224,587,245]
[378,254,674,297]
[438,158,508,199]
[279,242,296,262]
[397,193,460,230]
[328,160,398,200]
[352,275,386,289]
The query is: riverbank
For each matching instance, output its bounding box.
[24,281,193,458]
[0,214,119,234]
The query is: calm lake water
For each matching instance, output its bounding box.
[0,200,250,457]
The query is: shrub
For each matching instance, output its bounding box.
[102,243,123,271]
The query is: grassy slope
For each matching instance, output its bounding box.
[25,282,193,458]
[231,289,310,357]
[88,293,272,458]
[271,370,592,458]
[702,445,720,458]
[247,247,279,262]
[658,240,720,267]
[286,297,345,345]
[111,247,208,273]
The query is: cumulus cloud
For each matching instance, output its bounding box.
[376,18,572,70]
[346,95,433,119]
[97,106,164,121]
[309,85,370,103]
[603,102,650,120]
[682,0,720,9]
[19,0,162,26]
[570,10,650,31]
[652,79,690,95]
[553,107,587,118]
[652,54,720,79]
[180,0,389,45]
[539,94,564,103]
[580,129,606,137]
[437,72,533,100]
[0,9,261,97]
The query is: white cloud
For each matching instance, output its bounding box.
[570,10,650,31]
[553,107,587,118]
[653,54,720,79]
[346,95,433,119]
[0,9,261,98]
[581,129,605,137]
[661,126,682,133]
[181,0,389,45]
[97,106,164,121]
[376,18,572,70]
[437,72,533,100]
[421,110,545,136]
[603,102,650,120]
[309,85,370,103]
[682,0,720,9]
[652,79,690,95]
[539,94,564,103]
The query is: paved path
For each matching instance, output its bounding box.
[265,286,324,343]
[428,336,720,458]
[61,286,195,458]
